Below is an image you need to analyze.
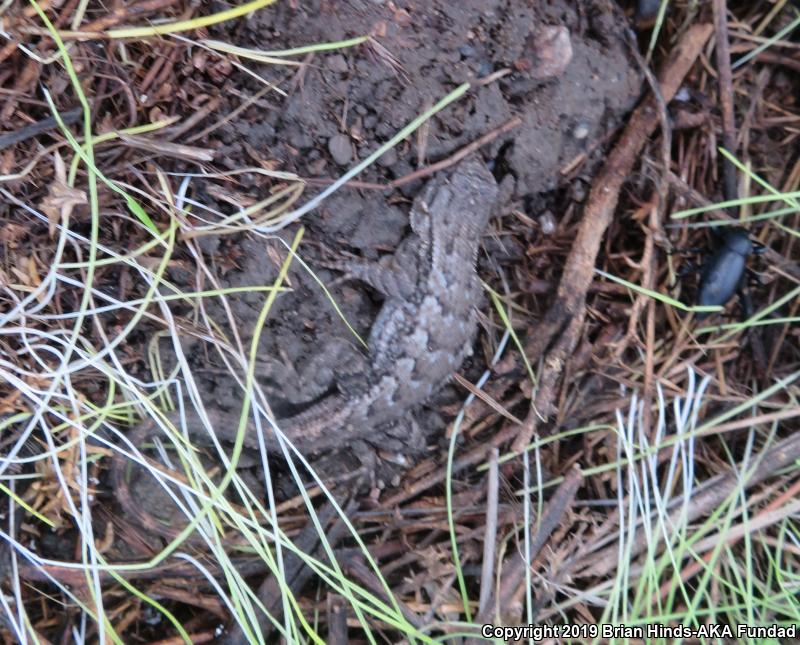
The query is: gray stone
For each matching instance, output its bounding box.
[328,134,352,166]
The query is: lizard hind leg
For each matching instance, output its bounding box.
[367,412,427,456]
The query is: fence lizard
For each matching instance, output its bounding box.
[165,157,499,454]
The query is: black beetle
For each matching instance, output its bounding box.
[695,228,757,319]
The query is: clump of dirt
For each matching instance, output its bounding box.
[170,0,642,476]
[220,0,640,195]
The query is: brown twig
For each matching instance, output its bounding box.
[380,422,521,508]
[577,431,800,578]
[453,372,524,425]
[81,0,182,32]
[343,556,424,628]
[657,475,800,603]
[713,0,739,209]
[624,31,674,439]
[221,500,355,645]
[17,556,267,586]
[303,116,523,191]
[469,465,583,634]
[511,23,715,454]
[326,595,349,645]
[749,50,800,74]
[0,108,82,152]
[390,117,521,187]
[474,67,512,86]
[138,46,170,95]
[165,96,221,141]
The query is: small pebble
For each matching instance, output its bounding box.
[197,235,220,256]
[326,54,349,73]
[675,87,691,102]
[573,122,591,140]
[538,211,556,235]
[530,26,572,80]
[289,130,313,149]
[307,157,327,175]
[570,180,588,203]
[377,147,398,168]
[328,134,352,166]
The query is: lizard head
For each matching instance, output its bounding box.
[409,157,499,237]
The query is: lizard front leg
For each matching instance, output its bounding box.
[320,237,421,301]
[255,338,368,405]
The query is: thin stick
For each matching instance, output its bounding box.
[713,0,739,209]
[478,449,500,615]
[304,116,523,191]
[579,431,800,578]
[470,466,583,631]
[0,108,82,151]
[512,22,715,453]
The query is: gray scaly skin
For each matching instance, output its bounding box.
[175,158,499,453]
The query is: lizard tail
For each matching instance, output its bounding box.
[274,395,355,452]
